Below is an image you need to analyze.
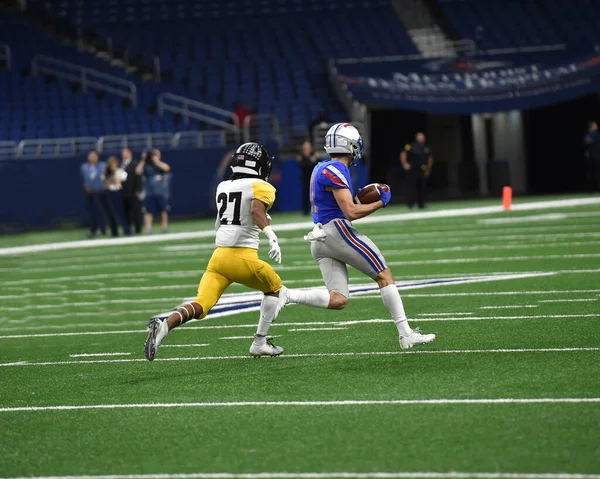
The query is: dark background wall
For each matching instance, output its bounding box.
[369,93,600,198]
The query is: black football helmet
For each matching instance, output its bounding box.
[230,142,273,181]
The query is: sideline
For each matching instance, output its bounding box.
[1,197,600,257]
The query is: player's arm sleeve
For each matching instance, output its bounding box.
[321,165,350,189]
[252,181,276,209]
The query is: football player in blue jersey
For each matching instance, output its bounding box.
[279,123,436,350]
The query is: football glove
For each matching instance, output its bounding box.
[262,226,282,264]
[378,185,391,207]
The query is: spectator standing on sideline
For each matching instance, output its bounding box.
[400,132,433,209]
[296,141,319,215]
[103,155,129,235]
[584,121,600,191]
[81,150,119,238]
[121,148,142,234]
[136,149,171,234]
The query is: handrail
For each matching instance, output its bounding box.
[96,132,174,153]
[334,43,566,65]
[17,137,98,158]
[31,55,137,107]
[5,130,237,158]
[157,93,239,131]
[242,114,282,146]
[173,131,227,149]
[0,43,11,69]
[0,141,18,158]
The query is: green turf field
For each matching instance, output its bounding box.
[1,196,600,479]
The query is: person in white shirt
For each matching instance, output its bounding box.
[102,156,129,235]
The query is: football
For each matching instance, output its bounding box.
[356,183,390,204]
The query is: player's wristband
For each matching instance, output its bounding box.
[262,225,278,242]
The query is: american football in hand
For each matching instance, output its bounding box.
[355,183,390,204]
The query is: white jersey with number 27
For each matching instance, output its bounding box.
[214,177,276,250]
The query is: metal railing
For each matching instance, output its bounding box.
[157,93,239,132]
[5,129,241,158]
[0,141,18,159]
[173,131,228,149]
[17,137,98,158]
[31,55,138,107]
[0,43,11,69]
[96,132,175,154]
[242,114,282,146]
[335,42,566,65]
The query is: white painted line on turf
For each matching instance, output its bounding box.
[1,196,599,256]
[287,327,348,331]
[1,313,598,340]
[416,312,473,316]
[480,305,538,309]
[1,347,598,368]
[2,396,600,413]
[538,299,598,303]
[161,344,209,348]
[478,210,600,224]
[69,352,132,358]
[3,473,600,479]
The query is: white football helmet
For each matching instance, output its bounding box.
[324,123,364,164]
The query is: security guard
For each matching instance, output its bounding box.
[400,132,433,209]
[584,121,600,191]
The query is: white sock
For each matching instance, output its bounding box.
[156,319,169,347]
[255,294,279,337]
[380,284,412,336]
[286,288,330,308]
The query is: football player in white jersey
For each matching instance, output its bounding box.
[144,143,332,360]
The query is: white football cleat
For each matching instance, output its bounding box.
[144,318,169,361]
[275,285,289,317]
[400,328,436,350]
[249,337,284,357]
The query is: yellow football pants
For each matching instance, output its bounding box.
[194,246,283,319]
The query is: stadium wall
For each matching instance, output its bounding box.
[0,146,368,231]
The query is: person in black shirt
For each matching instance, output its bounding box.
[297,141,319,215]
[400,132,433,209]
[120,148,143,235]
[584,121,600,191]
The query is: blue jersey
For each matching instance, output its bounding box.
[310,160,353,225]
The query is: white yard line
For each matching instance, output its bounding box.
[161,344,209,348]
[1,396,600,413]
[0,347,598,368]
[1,197,599,257]
[3,473,600,479]
[287,327,348,331]
[7,251,600,276]
[1,270,598,301]
[478,210,600,224]
[2,473,600,479]
[416,312,473,316]
[69,352,132,358]
[480,305,538,309]
[538,299,598,303]
[13,239,600,271]
[0,313,598,340]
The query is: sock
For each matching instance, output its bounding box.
[286,288,330,308]
[255,295,279,337]
[380,284,412,336]
[156,319,169,347]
